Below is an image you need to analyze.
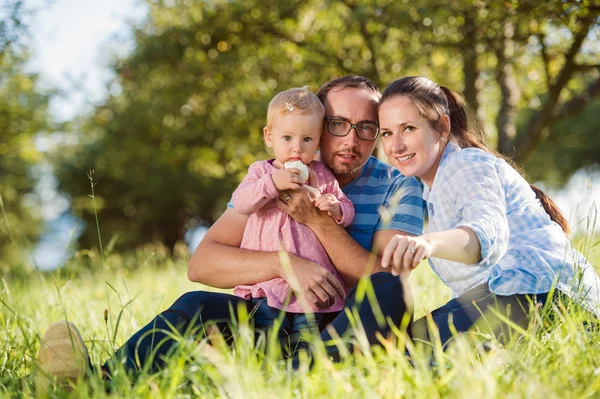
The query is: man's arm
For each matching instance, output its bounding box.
[188,208,346,305]
[278,193,414,287]
[188,209,281,288]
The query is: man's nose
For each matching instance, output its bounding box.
[341,127,361,147]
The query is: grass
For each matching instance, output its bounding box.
[0,242,599,398]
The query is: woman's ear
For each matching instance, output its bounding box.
[263,126,272,147]
[439,114,451,139]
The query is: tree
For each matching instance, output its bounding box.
[54,0,599,252]
[0,0,51,270]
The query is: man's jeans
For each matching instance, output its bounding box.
[102,272,410,375]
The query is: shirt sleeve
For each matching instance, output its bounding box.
[231,162,279,215]
[320,165,355,227]
[439,157,509,268]
[377,175,424,236]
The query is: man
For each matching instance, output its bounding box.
[37,76,424,380]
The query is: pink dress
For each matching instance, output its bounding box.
[232,160,354,313]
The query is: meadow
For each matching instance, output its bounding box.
[1,233,599,398]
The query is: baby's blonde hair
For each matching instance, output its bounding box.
[266,86,325,129]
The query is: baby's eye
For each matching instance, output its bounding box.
[303,137,313,142]
[283,136,292,141]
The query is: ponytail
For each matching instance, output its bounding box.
[529,184,570,235]
[381,76,571,236]
[439,86,571,235]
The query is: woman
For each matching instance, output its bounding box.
[378,76,600,345]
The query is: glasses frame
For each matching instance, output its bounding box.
[324,117,380,141]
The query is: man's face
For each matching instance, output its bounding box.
[320,88,380,187]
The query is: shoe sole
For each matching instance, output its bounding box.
[37,321,89,382]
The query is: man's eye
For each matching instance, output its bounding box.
[335,121,345,127]
[361,124,374,131]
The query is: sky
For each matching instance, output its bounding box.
[24,0,147,121]
[16,0,600,268]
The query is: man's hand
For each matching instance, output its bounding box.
[281,252,346,308]
[277,169,323,225]
[314,194,342,220]
[271,168,303,191]
[277,186,323,225]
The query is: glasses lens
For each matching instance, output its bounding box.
[327,119,350,136]
[357,123,379,140]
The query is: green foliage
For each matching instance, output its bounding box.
[0,1,51,270]
[524,99,600,185]
[52,0,599,251]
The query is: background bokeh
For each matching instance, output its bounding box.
[1,0,599,271]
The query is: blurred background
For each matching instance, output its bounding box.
[1,0,599,273]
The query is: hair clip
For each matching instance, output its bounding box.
[285,102,295,112]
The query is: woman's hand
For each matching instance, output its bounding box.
[381,235,433,276]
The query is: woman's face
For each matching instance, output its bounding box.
[379,96,449,187]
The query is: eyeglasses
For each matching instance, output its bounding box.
[324,117,380,141]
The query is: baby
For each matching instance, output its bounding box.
[231,87,354,346]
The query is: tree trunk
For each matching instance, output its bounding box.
[495,19,520,156]
[462,9,480,114]
[513,17,595,163]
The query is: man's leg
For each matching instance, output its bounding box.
[37,290,253,382]
[317,272,411,362]
[102,291,252,376]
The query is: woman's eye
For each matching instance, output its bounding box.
[403,126,416,134]
[381,131,391,138]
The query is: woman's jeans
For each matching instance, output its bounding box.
[102,273,548,376]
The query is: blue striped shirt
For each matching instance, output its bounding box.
[341,156,424,251]
[228,156,424,252]
[425,141,600,314]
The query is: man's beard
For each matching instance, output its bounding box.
[330,163,362,179]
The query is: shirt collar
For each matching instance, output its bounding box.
[422,140,460,201]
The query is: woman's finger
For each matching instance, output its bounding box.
[381,235,399,269]
[411,246,426,269]
[391,237,408,269]
[402,244,417,272]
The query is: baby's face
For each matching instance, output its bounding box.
[264,113,322,165]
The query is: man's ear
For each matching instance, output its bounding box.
[263,126,272,147]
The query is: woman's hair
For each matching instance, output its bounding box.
[381,76,570,234]
[266,87,324,129]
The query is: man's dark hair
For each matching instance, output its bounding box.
[316,75,381,104]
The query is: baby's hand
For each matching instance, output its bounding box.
[271,168,303,191]
[315,194,342,220]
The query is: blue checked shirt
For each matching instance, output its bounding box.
[424,141,600,314]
